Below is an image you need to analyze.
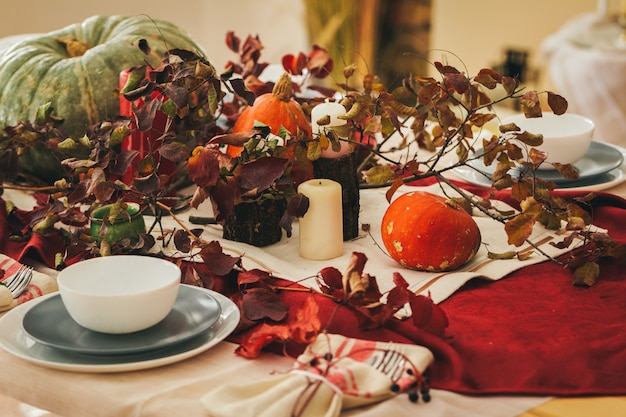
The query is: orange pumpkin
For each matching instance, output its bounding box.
[381,191,481,272]
[227,72,312,157]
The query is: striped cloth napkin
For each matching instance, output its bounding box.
[201,334,433,417]
[0,254,57,312]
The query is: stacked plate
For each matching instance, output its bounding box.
[454,142,625,191]
[0,285,239,372]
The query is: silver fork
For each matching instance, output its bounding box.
[2,264,34,298]
[369,344,407,381]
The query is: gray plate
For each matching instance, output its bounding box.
[467,141,624,186]
[21,285,221,356]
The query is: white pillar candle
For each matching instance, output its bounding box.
[298,179,344,260]
[311,100,353,158]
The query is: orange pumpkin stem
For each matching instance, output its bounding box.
[272,73,294,102]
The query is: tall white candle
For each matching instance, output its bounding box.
[298,179,344,260]
[310,100,353,158]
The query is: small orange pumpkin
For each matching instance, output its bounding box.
[227,72,311,157]
[381,191,481,272]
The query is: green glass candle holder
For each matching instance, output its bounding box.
[90,203,146,243]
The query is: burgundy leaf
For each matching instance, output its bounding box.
[235,157,289,192]
[132,172,160,194]
[434,61,461,75]
[173,229,191,253]
[157,141,189,163]
[198,241,240,276]
[286,193,309,218]
[242,288,288,321]
[163,84,189,109]
[111,150,140,176]
[93,181,117,203]
[208,179,237,221]
[135,97,163,132]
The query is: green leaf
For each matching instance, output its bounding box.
[120,66,147,94]
[161,98,177,118]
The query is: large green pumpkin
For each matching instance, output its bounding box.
[0,15,205,138]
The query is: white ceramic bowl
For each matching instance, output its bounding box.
[57,255,181,334]
[501,112,595,169]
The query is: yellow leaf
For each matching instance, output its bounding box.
[488,251,517,260]
[520,197,542,217]
[306,140,321,161]
[319,132,330,150]
[364,165,396,186]
[504,213,535,246]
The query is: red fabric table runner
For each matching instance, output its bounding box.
[416,182,626,395]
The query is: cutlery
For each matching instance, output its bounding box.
[3,264,33,298]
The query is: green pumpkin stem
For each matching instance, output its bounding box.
[273,73,294,102]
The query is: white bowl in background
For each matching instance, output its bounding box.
[501,112,595,169]
[57,255,181,334]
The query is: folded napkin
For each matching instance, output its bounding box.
[0,254,57,312]
[201,334,433,417]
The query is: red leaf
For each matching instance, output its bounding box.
[408,293,448,337]
[282,52,307,75]
[386,285,409,310]
[225,31,240,53]
[235,296,320,358]
[237,268,271,286]
[187,146,220,188]
[392,271,409,289]
[317,266,343,291]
